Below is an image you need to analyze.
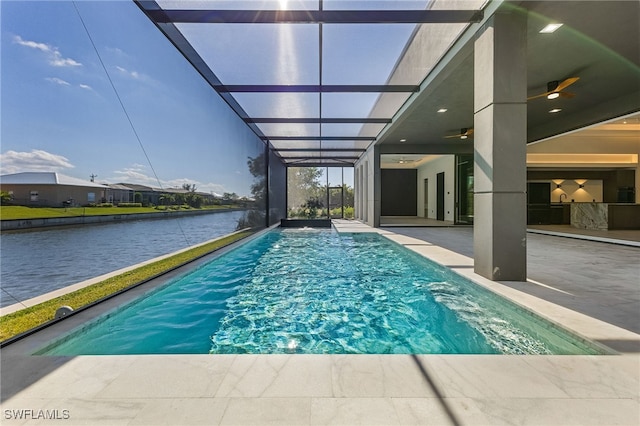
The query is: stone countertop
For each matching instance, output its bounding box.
[552,202,639,205]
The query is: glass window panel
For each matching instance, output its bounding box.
[322,24,417,85]
[258,123,319,137]
[271,141,320,150]
[279,151,361,158]
[322,123,386,137]
[288,159,352,165]
[279,151,321,157]
[176,23,319,85]
[322,93,385,118]
[317,140,371,150]
[271,141,370,151]
[324,1,430,10]
[327,167,343,187]
[287,166,326,217]
[343,167,354,187]
[234,93,319,118]
[159,1,319,10]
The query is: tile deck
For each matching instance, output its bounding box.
[1,220,638,425]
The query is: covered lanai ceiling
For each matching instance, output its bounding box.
[136,0,640,167]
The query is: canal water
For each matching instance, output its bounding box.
[0,210,246,308]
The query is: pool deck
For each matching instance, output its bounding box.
[1,220,639,425]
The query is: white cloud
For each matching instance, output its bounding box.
[13,35,82,68]
[50,54,82,67]
[128,163,147,172]
[111,167,157,185]
[106,166,229,196]
[198,182,227,197]
[105,46,126,56]
[115,65,142,80]
[0,150,74,174]
[13,35,49,52]
[46,77,70,86]
[45,78,94,91]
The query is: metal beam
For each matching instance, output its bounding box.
[284,159,357,166]
[378,143,473,155]
[247,118,391,124]
[262,136,375,141]
[275,148,366,152]
[217,85,418,93]
[146,9,484,24]
[282,156,360,160]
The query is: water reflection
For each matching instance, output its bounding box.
[0,211,244,307]
[237,151,267,229]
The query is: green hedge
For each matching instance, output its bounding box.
[87,203,114,208]
[117,202,143,208]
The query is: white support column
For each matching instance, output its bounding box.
[473,10,528,281]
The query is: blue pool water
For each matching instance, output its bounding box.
[40,229,603,355]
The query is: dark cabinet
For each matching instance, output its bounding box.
[527,182,551,225]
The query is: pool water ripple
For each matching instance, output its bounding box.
[41,229,604,355]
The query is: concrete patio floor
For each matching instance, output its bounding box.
[1,220,638,425]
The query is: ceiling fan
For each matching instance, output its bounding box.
[445,128,474,139]
[395,156,416,164]
[527,77,579,101]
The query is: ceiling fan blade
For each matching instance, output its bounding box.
[527,92,551,101]
[444,134,461,138]
[465,129,474,136]
[559,91,576,98]
[555,77,579,92]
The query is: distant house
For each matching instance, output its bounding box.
[0,172,109,207]
[106,184,134,204]
[117,183,159,205]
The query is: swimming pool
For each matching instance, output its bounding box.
[39,228,605,355]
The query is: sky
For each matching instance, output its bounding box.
[1,0,270,197]
[0,1,437,194]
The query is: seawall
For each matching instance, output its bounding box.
[1,208,246,231]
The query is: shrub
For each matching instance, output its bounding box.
[344,206,354,219]
[117,203,143,208]
[86,203,114,208]
[1,191,12,205]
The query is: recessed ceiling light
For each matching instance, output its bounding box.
[437,108,447,113]
[540,23,563,33]
[399,139,406,143]
[549,108,562,113]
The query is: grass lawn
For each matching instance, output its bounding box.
[0,204,238,220]
[0,230,254,342]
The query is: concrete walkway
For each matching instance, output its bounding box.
[382,226,640,343]
[1,220,638,425]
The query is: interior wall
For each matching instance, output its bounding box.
[416,156,456,221]
[527,135,640,203]
[527,169,635,203]
[380,169,417,215]
[528,179,604,203]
